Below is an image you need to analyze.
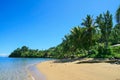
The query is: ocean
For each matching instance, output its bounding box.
[0,57,50,80]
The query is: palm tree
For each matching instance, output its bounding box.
[96,11,113,49]
[116,5,120,24]
[70,26,83,49]
[60,26,84,58]
[112,5,120,44]
[81,15,96,49]
[111,24,120,44]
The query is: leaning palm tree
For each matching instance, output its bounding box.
[70,26,83,49]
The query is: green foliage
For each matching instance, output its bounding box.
[9,46,50,58]
[110,24,120,44]
[96,11,113,49]
[116,5,120,24]
[87,49,98,58]
[111,46,120,58]
[95,45,114,58]
[9,5,120,59]
[81,15,96,49]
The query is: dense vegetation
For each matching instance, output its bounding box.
[9,6,120,59]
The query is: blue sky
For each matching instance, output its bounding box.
[0,0,120,56]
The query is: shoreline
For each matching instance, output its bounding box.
[36,58,120,80]
[28,63,46,80]
[26,58,52,80]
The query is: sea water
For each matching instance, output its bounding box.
[0,57,50,80]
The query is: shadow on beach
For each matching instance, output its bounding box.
[53,58,120,65]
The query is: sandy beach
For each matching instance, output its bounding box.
[36,59,120,80]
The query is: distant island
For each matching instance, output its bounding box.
[9,6,120,59]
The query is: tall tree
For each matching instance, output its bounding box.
[70,26,83,49]
[116,5,120,24]
[112,5,120,44]
[96,11,113,48]
[81,15,96,49]
[111,24,120,44]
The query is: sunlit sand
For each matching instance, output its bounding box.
[37,59,120,80]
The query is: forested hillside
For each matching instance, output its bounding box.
[9,6,120,59]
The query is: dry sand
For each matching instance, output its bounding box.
[36,59,120,80]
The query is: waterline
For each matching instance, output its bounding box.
[28,64,46,80]
[0,58,50,80]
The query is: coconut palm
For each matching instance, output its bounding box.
[116,5,120,24]
[111,24,120,44]
[113,6,120,44]
[70,26,83,48]
[96,11,113,49]
[81,15,96,49]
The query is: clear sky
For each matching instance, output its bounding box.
[0,0,120,56]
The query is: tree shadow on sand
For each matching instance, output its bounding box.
[53,58,120,65]
[53,57,85,63]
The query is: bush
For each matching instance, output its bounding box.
[96,46,113,58]
[87,49,98,58]
[111,46,120,58]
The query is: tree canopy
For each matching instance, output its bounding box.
[9,5,120,59]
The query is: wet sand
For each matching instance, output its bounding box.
[36,59,120,80]
[28,65,46,80]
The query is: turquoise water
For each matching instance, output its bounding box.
[0,57,50,80]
